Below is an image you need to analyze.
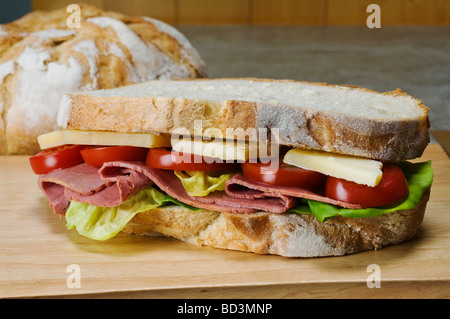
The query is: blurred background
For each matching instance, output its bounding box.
[1,0,450,145]
[1,0,447,25]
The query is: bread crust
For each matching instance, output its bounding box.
[122,189,430,257]
[63,78,430,162]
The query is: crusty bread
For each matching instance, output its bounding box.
[0,4,206,155]
[122,189,430,257]
[59,78,430,162]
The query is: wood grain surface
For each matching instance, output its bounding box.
[0,143,449,299]
[30,0,450,26]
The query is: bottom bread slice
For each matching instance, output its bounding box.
[122,190,430,257]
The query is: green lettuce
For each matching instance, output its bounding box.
[289,161,433,222]
[65,186,200,241]
[174,170,234,197]
[162,194,202,212]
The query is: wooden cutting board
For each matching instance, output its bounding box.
[1,143,449,299]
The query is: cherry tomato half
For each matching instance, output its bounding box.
[80,146,149,167]
[325,163,409,207]
[29,145,85,175]
[146,148,240,171]
[241,161,326,189]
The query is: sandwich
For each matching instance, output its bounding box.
[30,78,433,257]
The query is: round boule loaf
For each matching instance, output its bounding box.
[0,4,207,155]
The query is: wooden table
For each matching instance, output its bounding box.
[1,144,449,299]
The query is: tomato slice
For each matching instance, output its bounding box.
[241,161,326,189]
[80,146,149,167]
[325,163,409,207]
[29,145,85,175]
[146,148,240,171]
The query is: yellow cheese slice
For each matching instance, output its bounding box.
[38,130,171,150]
[171,138,258,161]
[283,148,383,187]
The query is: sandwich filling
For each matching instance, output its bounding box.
[30,131,433,241]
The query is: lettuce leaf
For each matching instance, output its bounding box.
[65,186,202,241]
[161,194,203,212]
[290,161,433,222]
[174,170,234,197]
[66,187,165,241]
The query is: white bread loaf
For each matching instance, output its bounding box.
[0,4,206,155]
[59,78,430,161]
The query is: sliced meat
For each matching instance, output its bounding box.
[38,163,153,216]
[39,164,108,216]
[99,162,294,214]
[225,174,364,210]
[39,163,107,195]
[41,162,331,217]
[65,165,151,207]
[40,182,70,217]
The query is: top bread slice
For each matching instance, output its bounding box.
[58,78,430,162]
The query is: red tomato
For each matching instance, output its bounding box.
[29,145,85,175]
[80,146,149,167]
[146,148,240,171]
[241,161,326,189]
[325,163,409,207]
